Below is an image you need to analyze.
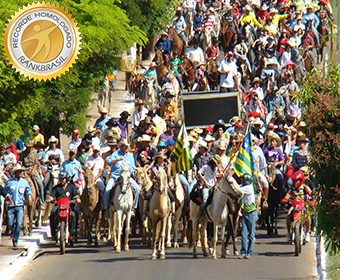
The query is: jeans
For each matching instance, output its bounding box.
[104,176,140,209]
[7,206,24,245]
[179,174,197,202]
[33,172,44,203]
[220,87,236,92]
[0,196,4,242]
[50,205,77,238]
[241,210,258,256]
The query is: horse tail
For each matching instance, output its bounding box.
[187,219,193,248]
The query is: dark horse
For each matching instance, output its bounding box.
[206,60,219,90]
[219,17,233,53]
[265,163,280,235]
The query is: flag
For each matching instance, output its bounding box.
[232,124,255,178]
[171,122,193,177]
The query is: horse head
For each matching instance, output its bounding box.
[119,162,131,194]
[155,168,167,194]
[135,167,153,193]
[220,170,243,199]
[84,168,94,192]
[154,50,164,66]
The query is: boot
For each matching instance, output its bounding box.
[171,202,176,214]
[143,200,149,221]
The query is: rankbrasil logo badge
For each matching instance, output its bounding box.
[2,2,81,80]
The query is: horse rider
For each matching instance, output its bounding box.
[240,5,262,36]
[197,154,222,211]
[143,151,176,220]
[265,86,286,125]
[202,7,217,36]
[142,62,159,95]
[302,4,320,46]
[223,5,239,35]
[172,8,187,48]
[61,148,84,194]
[68,129,82,152]
[30,124,45,145]
[205,36,220,66]
[5,164,32,247]
[46,171,81,246]
[0,183,14,244]
[18,140,45,207]
[104,139,140,217]
[182,0,196,16]
[155,31,171,62]
[168,50,184,90]
[94,107,110,133]
[43,136,64,196]
[217,51,242,93]
[238,173,257,259]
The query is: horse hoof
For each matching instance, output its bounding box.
[160,253,165,260]
[166,243,172,248]
[116,248,121,253]
[124,246,129,251]
[197,241,201,247]
[221,254,226,259]
[209,248,213,255]
[86,243,91,247]
[203,252,209,257]
[226,249,230,255]
[182,237,188,244]
[174,243,179,248]
[193,253,197,258]
[212,255,217,260]
[234,251,239,256]
[151,255,157,260]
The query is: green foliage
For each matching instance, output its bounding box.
[119,0,180,36]
[297,64,340,254]
[0,0,147,142]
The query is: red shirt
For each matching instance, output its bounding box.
[206,45,219,59]
[256,10,269,21]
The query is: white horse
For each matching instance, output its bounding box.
[185,8,194,42]
[112,163,133,253]
[97,76,114,113]
[142,79,158,113]
[189,172,243,259]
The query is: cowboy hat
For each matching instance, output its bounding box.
[154,151,167,159]
[296,120,306,128]
[230,132,241,142]
[252,77,264,86]
[87,126,95,133]
[104,131,114,140]
[224,5,234,11]
[140,134,151,142]
[252,118,262,126]
[297,134,309,142]
[244,5,252,11]
[268,133,282,146]
[48,135,59,144]
[229,116,240,126]
[120,111,130,119]
[189,130,199,140]
[261,4,269,10]
[266,58,279,67]
[107,138,118,146]
[188,135,197,143]
[193,127,203,134]
[161,31,168,36]
[296,15,302,20]
[100,107,108,114]
[106,118,118,127]
[118,139,129,147]
[25,140,35,148]
[205,135,215,142]
[287,38,296,47]
[135,98,144,105]
[210,154,222,168]
[149,62,157,68]
[32,124,40,131]
[305,4,313,10]
[208,7,215,13]
[12,164,24,173]
[269,8,278,13]
[198,139,208,149]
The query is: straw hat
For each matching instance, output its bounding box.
[210,154,222,168]
[140,134,151,142]
[252,77,264,86]
[87,126,95,133]
[297,133,309,142]
[269,8,278,14]
[189,130,199,140]
[100,107,108,114]
[188,135,197,143]
[12,164,24,173]
[261,4,269,10]
[229,116,240,126]
[135,99,144,105]
[32,124,40,131]
[154,151,167,160]
[193,127,203,134]
[268,133,282,146]
[198,139,208,149]
[149,62,157,68]
[287,38,297,48]
[118,139,129,147]
[244,5,252,11]
[107,138,118,146]
[48,135,59,144]
[205,135,215,142]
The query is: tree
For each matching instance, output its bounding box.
[0,0,147,143]
[297,65,340,254]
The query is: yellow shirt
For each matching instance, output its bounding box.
[30,133,45,145]
[272,14,288,28]
[240,12,263,29]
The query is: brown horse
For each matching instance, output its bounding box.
[181,57,196,91]
[153,49,168,86]
[219,17,233,53]
[22,172,38,236]
[206,60,219,90]
[127,73,144,99]
[224,195,241,256]
[168,27,183,57]
[81,169,101,246]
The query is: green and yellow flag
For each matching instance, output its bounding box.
[171,122,193,177]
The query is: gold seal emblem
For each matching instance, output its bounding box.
[2,2,81,80]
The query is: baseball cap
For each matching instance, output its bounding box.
[167,139,175,146]
[73,129,80,134]
[140,151,148,157]
[205,126,213,132]
[32,125,40,131]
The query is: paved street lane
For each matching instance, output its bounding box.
[15,212,318,280]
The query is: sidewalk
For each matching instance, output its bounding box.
[0,224,50,280]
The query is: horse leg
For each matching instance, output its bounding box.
[173,207,181,248]
[211,224,217,259]
[160,218,167,260]
[166,215,172,248]
[151,220,158,260]
[221,222,226,258]
[124,212,131,251]
[115,210,122,253]
[274,206,278,235]
[201,220,208,257]
[182,215,188,244]
[192,219,198,258]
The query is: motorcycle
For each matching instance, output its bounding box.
[290,198,306,256]
[54,198,74,254]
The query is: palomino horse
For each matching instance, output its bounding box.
[168,27,184,57]
[200,28,212,52]
[149,168,169,260]
[22,172,38,236]
[166,174,185,248]
[134,167,153,246]
[181,57,196,91]
[112,163,133,252]
[206,60,219,90]
[81,169,101,246]
[185,8,194,41]
[153,49,168,86]
[142,79,158,113]
[189,173,243,259]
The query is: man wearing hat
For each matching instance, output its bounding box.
[240,5,263,29]
[19,140,45,205]
[302,4,320,45]
[30,125,45,145]
[205,37,220,65]
[197,154,222,211]
[265,86,286,125]
[102,138,118,161]
[159,121,175,144]
[249,77,264,101]
[160,91,178,122]
[260,58,279,89]
[131,99,148,139]
[218,51,241,93]
[291,134,309,172]
[44,136,64,166]
[143,62,158,85]
[61,148,84,192]
[269,8,288,28]
[202,7,217,33]
[139,134,157,161]
[105,139,140,216]
[186,38,205,65]
[5,164,32,247]
[102,118,121,145]
[68,129,82,152]
[256,4,270,25]
[222,5,238,35]
[193,140,211,171]
[94,107,110,133]
[182,0,196,14]
[155,31,171,57]
[172,8,187,46]
[84,145,105,199]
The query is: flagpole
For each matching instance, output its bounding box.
[217,120,250,183]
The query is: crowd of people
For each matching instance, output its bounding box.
[0,0,324,256]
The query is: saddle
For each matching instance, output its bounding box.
[190,185,214,207]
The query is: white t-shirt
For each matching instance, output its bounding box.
[44,148,65,164]
[131,107,149,129]
[85,155,104,178]
[4,153,17,166]
[198,164,219,187]
[240,183,255,206]
[186,47,205,64]
[218,59,238,88]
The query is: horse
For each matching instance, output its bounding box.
[184,8,194,42]
[112,163,134,252]
[181,57,196,91]
[200,28,212,52]
[219,17,233,53]
[149,168,169,260]
[142,79,158,113]
[97,76,113,113]
[168,27,184,57]
[206,60,219,90]
[80,169,101,246]
[153,49,168,86]
[127,72,144,99]
[188,172,243,259]
[224,194,241,256]
[134,167,153,246]
[266,162,280,235]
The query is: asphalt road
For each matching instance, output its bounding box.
[15,211,318,280]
